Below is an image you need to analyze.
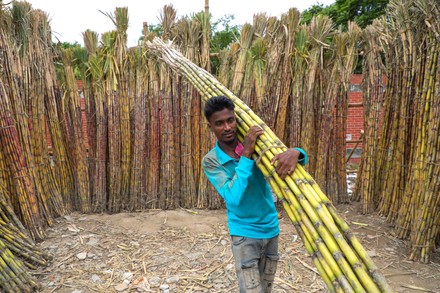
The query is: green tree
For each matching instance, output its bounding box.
[301,3,336,25]
[54,41,87,80]
[301,0,389,28]
[58,41,82,49]
[210,14,240,52]
[301,0,389,73]
[148,23,163,37]
[210,14,240,74]
[334,0,389,28]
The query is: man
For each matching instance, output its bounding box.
[202,96,308,292]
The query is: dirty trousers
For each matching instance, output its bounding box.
[231,235,279,293]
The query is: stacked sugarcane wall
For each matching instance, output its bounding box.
[0,2,61,291]
[1,3,360,227]
[0,1,439,290]
[355,0,440,262]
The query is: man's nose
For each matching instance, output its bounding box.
[224,123,231,130]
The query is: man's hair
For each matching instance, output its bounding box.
[204,96,235,122]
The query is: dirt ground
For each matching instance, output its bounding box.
[33,201,440,293]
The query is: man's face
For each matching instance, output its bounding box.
[208,108,238,143]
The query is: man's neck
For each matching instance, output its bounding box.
[218,139,239,158]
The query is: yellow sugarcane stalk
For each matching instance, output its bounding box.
[146,37,392,293]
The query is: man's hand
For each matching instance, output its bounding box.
[271,148,300,179]
[242,126,264,158]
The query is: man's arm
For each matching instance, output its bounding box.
[202,155,255,206]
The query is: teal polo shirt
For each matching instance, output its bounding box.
[202,141,279,239]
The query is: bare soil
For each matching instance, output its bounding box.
[33,202,440,293]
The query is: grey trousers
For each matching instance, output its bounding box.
[231,235,279,293]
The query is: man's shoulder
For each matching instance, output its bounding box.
[202,148,219,168]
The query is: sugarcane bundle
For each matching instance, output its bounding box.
[82,29,109,212]
[353,24,386,212]
[405,0,440,263]
[173,16,201,208]
[57,48,91,212]
[0,188,49,292]
[390,0,440,262]
[22,7,66,219]
[146,38,391,293]
[2,1,68,226]
[268,10,298,139]
[99,30,123,213]
[127,45,148,209]
[112,8,131,211]
[0,189,49,268]
[354,0,440,262]
[0,29,46,240]
[0,237,39,293]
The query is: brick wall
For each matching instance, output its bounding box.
[346,74,364,164]
[79,85,89,151]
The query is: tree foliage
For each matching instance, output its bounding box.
[148,23,163,37]
[301,0,389,73]
[210,14,240,52]
[301,3,334,25]
[54,41,87,80]
[301,0,389,28]
[210,14,240,74]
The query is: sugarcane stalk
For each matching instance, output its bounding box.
[146,37,391,292]
[237,118,380,293]
[357,0,440,263]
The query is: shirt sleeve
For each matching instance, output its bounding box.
[294,147,309,166]
[202,156,254,206]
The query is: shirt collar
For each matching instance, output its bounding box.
[215,141,242,165]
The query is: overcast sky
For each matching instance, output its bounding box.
[23,0,335,47]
